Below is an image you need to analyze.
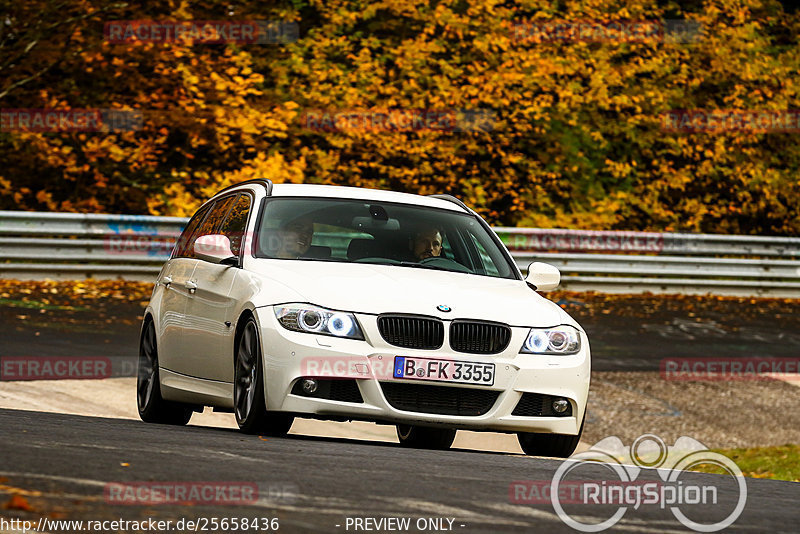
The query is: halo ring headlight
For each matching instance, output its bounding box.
[521,325,581,355]
[299,309,324,331]
[329,313,355,337]
[275,304,364,340]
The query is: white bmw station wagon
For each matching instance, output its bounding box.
[138,180,590,457]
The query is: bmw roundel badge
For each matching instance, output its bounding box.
[436,305,451,312]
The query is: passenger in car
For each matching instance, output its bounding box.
[409,226,443,261]
[275,217,314,259]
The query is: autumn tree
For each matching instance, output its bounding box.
[1,0,799,235]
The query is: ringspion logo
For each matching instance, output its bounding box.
[542,434,747,532]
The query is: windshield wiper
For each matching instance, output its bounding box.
[295,256,347,262]
[351,259,462,273]
[397,261,452,272]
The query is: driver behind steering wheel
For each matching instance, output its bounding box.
[409,226,443,261]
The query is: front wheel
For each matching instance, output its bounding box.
[234,317,293,436]
[517,418,585,458]
[137,319,192,425]
[396,425,456,450]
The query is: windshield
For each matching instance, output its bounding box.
[255,197,518,280]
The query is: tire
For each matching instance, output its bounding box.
[396,425,457,450]
[234,317,294,436]
[137,319,193,425]
[517,417,585,458]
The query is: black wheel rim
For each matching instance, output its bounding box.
[137,322,157,411]
[235,321,259,423]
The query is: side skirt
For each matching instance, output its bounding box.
[159,367,234,409]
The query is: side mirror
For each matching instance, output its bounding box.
[194,235,237,265]
[525,262,560,291]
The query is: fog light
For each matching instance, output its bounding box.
[301,379,318,395]
[552,398,569,413]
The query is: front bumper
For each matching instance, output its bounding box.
[254,307,591,435]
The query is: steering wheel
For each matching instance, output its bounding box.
[418,256,472,273]
[419,256,441,265]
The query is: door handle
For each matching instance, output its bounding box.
[161,275,173,287]
[185,280,198,294]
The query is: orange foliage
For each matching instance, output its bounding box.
[1,0,799,235]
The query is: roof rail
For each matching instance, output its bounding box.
[213,179,274,197]
[428,194,470,212]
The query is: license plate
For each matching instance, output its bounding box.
[393,356,495,386]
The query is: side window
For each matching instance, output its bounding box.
[219,194,252,256]
[470,234,501,276]
[188,195,237,259]
[172,204,212,258]
[440,232,454,259]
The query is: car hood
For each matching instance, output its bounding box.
[248,260,573,328]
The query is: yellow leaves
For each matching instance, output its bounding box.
[3,495,35,512]
[0,176,12,196]
[107,145,126,162]
[149,182,201,217]
[145,196,163,216]
[604,159,635,179]
[208,152,307,195]
[1,0,797,237]
[171,0,194,20]
[35,189,59,211]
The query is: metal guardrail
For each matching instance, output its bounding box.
[0,211,186,280]
[1,211,799,297]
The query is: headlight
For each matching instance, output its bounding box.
[521,325,581,355]
[274,304,364,340]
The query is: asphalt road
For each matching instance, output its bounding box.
[3,296,800,373]
[1,408,798,533]
[2,296,800,532]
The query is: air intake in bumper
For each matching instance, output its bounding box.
[291,378,364,403]
[511,393,573,417]
[380,382,499,416]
